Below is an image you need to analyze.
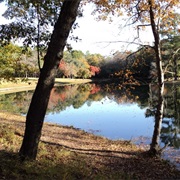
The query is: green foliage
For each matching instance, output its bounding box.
[71,50,84,59]
[160,13,180,80]
[0,43,22,78]
[85,51,105,66]
[0,43,104,80]
[161,35,180,79]
[0,0,63,48]
[0,43,39,79]
[0,91,33,114]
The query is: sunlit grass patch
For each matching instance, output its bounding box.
[0,78,37,89]
[0,123,22,151]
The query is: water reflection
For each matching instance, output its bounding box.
[0,83,179,149]
[146,83,180,149]
[0,90,33,114]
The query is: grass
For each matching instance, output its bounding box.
[0,78,92,88]
[0,78,37,95]
[55,78,92,85]
[0,78,93,95]
[0,112,180,179]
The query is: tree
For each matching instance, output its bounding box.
[71,50,84,59]
[0,43,40,78]
[90,65,101,76]
[0,0,65,70]
[160,13,180,80]
[58,51,90,78]
[0,43,22,78]
[86,52,104,67]
[92,0,180,155]
[19,0,81,160]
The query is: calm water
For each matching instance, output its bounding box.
[0,82,180,167]
[46,98,154,142]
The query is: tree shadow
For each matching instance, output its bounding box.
[0,145,180,180]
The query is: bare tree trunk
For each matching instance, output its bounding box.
[148,0,164,155]
[19,0,81,160]
[150,90,164,155]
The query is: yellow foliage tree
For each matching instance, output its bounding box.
[91,0,180,155]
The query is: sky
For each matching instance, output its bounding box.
[0,2,154,56]
[70,3,154,56]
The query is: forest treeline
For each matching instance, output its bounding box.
[0,33,179,82]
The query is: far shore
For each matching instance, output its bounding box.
[0,77,180,95]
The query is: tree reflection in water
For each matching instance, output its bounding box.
[146,83,180,151]
[148,83,164,155]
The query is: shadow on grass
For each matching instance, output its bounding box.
[0,149,88,180]
[0,145,180,180]
[0,148,131,179]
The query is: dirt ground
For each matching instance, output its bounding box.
[0,112,180,179]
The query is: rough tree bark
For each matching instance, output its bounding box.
[148,0,164,155]
[19,0,81,160]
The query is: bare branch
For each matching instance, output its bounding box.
[136,24,151,39]
[96,40,154,49]
[137,24,151,28]
[164,61,173,74]
[125,45,154,61]
[172,47,180,59]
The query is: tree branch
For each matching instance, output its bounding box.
[96,40,154,49]
[125,45,154,61]
[164,47,180,74]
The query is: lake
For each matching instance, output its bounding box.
[46,96,153,142]
[0,82,180,167]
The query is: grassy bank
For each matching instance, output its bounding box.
[55,78,92,85]
[0,112,180,179]
[0,78,92,88]
[0,78,93,95]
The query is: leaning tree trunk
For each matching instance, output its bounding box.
[148,0,164,155]
[19,0,81,160]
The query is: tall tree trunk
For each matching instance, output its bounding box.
[19,0,81,160]
[148,0,164,155]
[150,90,164,155]
[173,56,178,81]
[173,83,178,120]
